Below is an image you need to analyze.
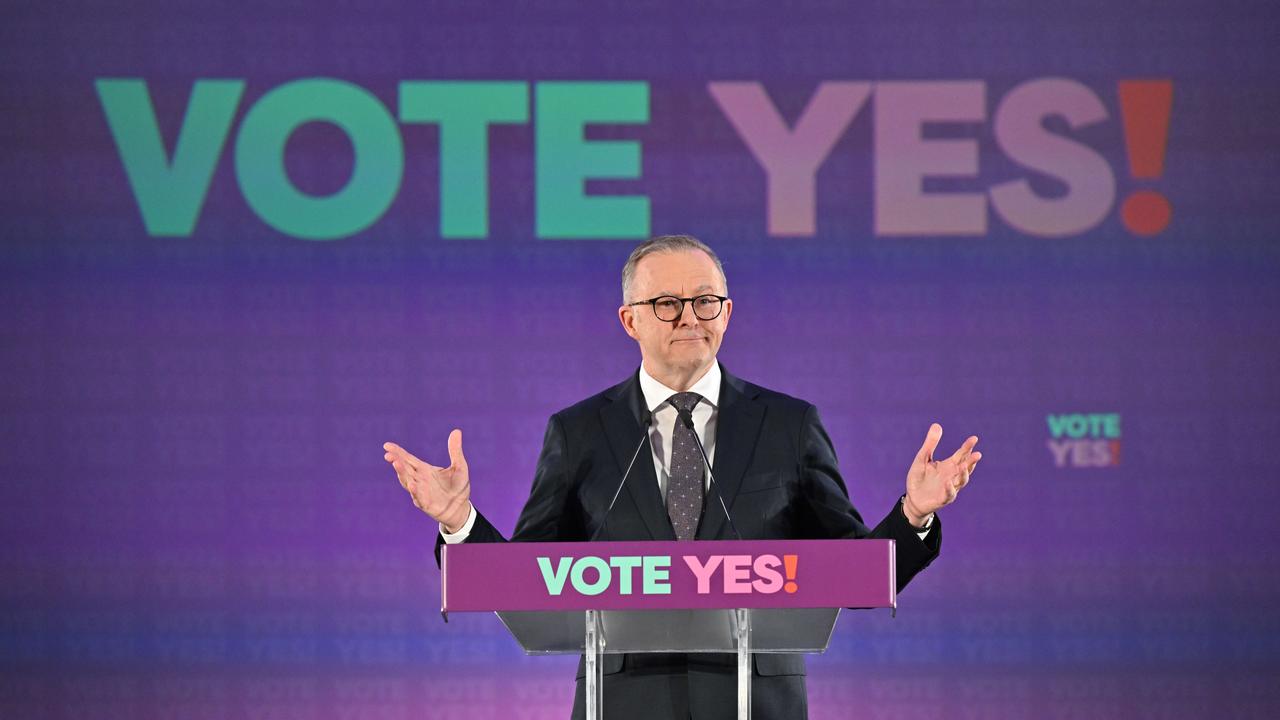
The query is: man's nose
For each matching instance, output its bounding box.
[675,300,698,325]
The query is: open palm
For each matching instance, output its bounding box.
[905,423,981,519]
[383,429,472,532]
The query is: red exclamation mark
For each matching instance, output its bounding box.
[783,555,798,594]
[1118,79,1174,236]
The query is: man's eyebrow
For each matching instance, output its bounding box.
[647,284,717,297]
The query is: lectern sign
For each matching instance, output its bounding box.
[441,539,895,613]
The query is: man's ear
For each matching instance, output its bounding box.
[618,305,640,340]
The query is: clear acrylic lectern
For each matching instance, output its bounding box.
[441,538,896,720]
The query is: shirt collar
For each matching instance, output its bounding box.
[638,361,722,413]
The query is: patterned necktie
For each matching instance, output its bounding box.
[666,392,705,540]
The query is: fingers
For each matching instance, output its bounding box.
[383,442,426,495]
[383,442,428,472]
[447,428,467,471]
[947,435,979,463]
[388,457,417,492]
[917,423,943,462]
[954,452,981,492]
[382,444,412,480]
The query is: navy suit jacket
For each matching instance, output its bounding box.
[436,365,941,719]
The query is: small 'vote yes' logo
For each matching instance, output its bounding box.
[1046,413,1121,468]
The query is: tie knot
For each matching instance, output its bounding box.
[667,392,702,413]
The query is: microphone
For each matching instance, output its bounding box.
[678,406,742,541]
[589,408,653,542]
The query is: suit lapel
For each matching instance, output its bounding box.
[600,372,674,541]
[698,366,765,540]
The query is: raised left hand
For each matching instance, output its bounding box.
[904,423,981,524]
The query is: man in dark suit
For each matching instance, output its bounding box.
[384,235,981,720]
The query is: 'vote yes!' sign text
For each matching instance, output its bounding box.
[441,539,896,613]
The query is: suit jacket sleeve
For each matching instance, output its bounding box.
[796,404,940,592]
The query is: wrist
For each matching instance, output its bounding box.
[440,501,472,534]
[901,494,932,529]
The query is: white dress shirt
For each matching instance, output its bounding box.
[441,361,932,542]
[637,361,720,500]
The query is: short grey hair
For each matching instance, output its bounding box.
[621,234,727,302]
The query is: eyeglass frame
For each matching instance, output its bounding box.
[625,294,730,321]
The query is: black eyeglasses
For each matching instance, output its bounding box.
[627,294,728,322]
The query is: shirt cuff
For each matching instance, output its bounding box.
[439,504,477,544]
[915,518,934,540]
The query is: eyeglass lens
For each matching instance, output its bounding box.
[653,295,722,321]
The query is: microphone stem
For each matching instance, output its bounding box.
[680,408,742,541]
[589,414,652,542]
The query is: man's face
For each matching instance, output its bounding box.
[618,249,732,380]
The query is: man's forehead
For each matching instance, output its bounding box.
[633,250,723,290]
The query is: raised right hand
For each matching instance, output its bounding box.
[383,429,472,533]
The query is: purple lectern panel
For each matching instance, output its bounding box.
[441,539,895,612]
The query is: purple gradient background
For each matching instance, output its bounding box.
[2,1,1280,718]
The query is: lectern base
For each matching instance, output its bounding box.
[583,608,757,720]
